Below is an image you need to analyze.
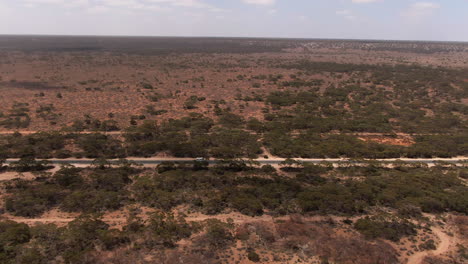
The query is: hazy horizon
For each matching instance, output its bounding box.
[1,0,467,42]
[2,34,468,44]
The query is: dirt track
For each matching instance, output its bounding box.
[407,227,454,264]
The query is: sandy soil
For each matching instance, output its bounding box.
[358,134,415,146]
[0,171,35,181]
[2,206,465,264]
[407,227,455,264]
[1,45,466,132]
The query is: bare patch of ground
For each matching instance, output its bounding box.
[358,134,415,146]
[0,171,35,181]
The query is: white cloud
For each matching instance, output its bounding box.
[336,10,351,15]
[351,0,382,3]
[268,9,277,15]
[86,5,109,14]
[147,0,204,8]
[23,0,89,7]
[147,0,199,7]
[146,0,225,12]
[412,2,440,10]
[101,0,138,7]
[99,0,159,11]
[336,9,357,20]
[23,0,66,3]
[19,0,222,12]
[242,0,275,6]
[0,2,11,14]
[402,2,440,21]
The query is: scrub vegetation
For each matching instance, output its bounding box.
[0,37,467,264]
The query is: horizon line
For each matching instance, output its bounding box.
[1,33,467,44]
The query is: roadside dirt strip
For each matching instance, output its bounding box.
[4,157,468,166]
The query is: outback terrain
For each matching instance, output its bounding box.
[0,36,467,264]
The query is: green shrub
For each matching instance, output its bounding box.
[9,158,52,172]
[0,221,31,262]
[247,249,261,262]
[204,220,233,249]
[145,212,192,248]
[5,184,63,217]
[354,216,417,242]
[230,193,264,216]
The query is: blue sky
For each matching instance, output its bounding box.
[0,0,467,41]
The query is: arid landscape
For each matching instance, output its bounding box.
[0,36,467,264]
[1,37,467,133]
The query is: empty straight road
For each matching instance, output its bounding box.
[4,157,468,166]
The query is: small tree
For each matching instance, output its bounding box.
[204,220,234,249]
[157,162,176,174]
[0,220,31,261]
[216,159,248,172]
[247,248,261,262]
[91,158,111,170]
[9,157,52,172]
[115,158,142,170]
[0,158,5,170]
[193,160,209,171]
[146,212,192,248]
[280,158,303,172]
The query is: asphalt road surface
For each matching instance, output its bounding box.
[5,158,468,166]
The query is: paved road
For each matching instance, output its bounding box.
[0,131,449,136]
[5,158,468,166]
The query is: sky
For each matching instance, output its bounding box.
[0,0,467,41]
